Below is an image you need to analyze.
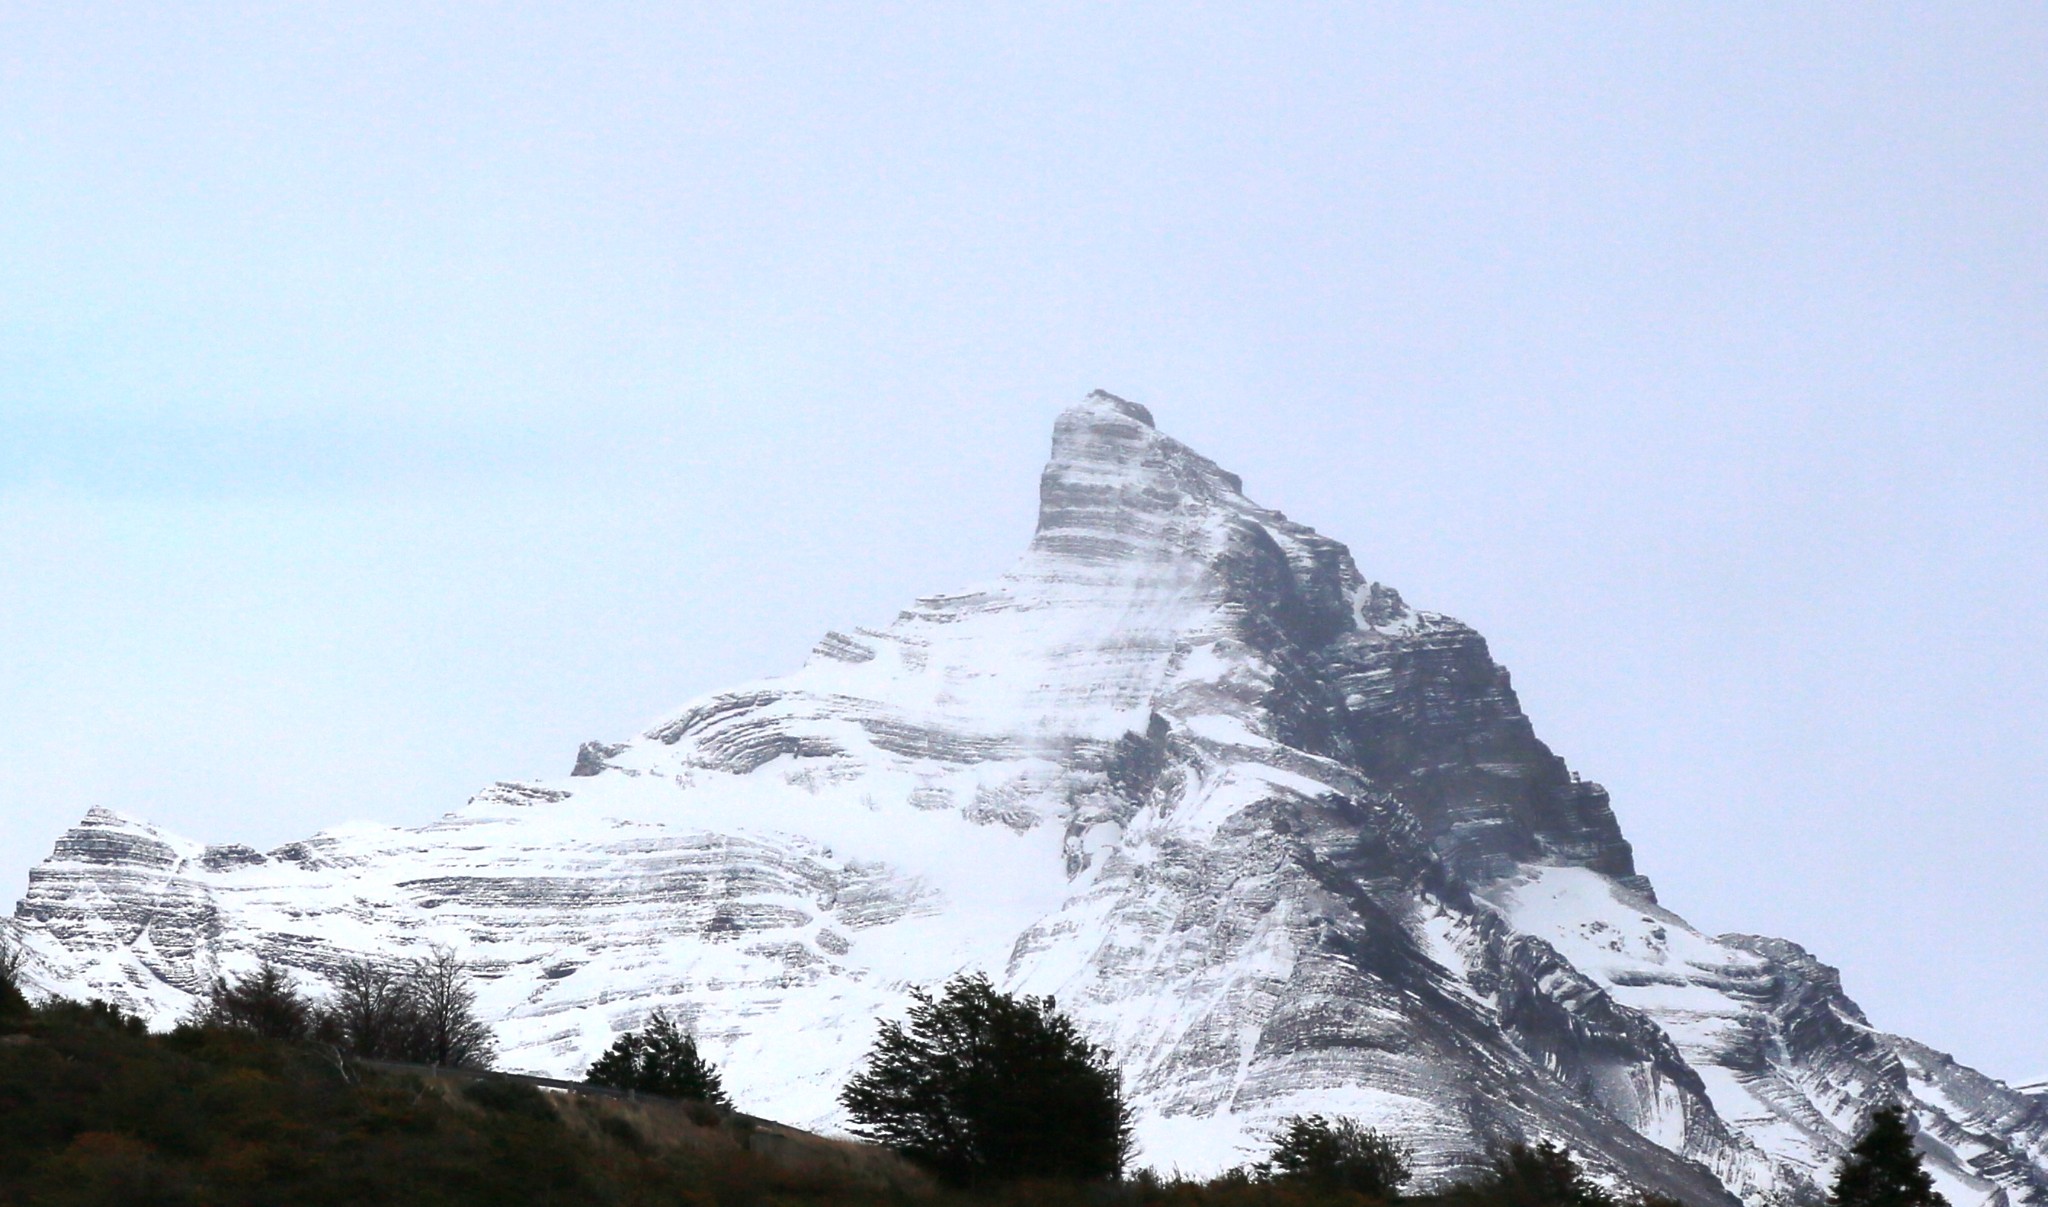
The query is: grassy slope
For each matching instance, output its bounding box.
[0,1002,1388,1207]
[0,1000,912,1206]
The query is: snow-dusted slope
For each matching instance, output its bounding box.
[10,394,2043,1204]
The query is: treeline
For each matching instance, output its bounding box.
[0,984,806,1206]
[0,932,1954,1207]
[189,947,496,1068]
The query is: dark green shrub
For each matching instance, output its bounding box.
[189,962,314,1041]
[1444,1141,1615,1207]
[585,1007,730,1106]
[1260,1114,1412,1199]
[0,931,29,1020]
[596,1111,647,1151]
[461,1076,558,1123]
[839,971,1133,1186]
[41,996,149,1035]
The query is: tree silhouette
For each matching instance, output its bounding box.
[1833,1105,1947,1207]
[585,1009,729,1106]
[0,930,28,1019]
[321,957,419,1060]
[313,948,494,1067]
[1261,1114,1413,1199]
[193,962,315,1041]
[1444,1141,1616,1207]
[405,946,495,1069]
[839,972,1132,1185]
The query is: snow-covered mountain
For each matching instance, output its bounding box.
[9,394,2044,1204]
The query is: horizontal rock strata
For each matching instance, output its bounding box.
[12,393,2042,1205]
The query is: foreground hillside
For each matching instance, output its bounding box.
[0,997,1628,1207]
[12,394,2046,1204]
[0,1001,919,1206]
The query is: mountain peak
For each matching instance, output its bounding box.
[1035,395,1249,567]
[11,392,2043,1206]
[1079,388,1155,427]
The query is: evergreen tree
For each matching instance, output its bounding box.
[838,971,1134,1186]
[192,962,315,1041]
[0,930,28,1019]
[584,1034,643,1091]
[1261,1113,1413,1199]
[1445,1141,1615,1207]
[1833,1105,1948,1207]
[585,1009,730,1106]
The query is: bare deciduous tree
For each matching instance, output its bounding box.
[322,957,416,1060]
[405,945,495,1070]
[316,945,495,1068]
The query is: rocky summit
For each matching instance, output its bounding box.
[9,394,2045,1204]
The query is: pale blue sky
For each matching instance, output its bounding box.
[3,5,2044,1079]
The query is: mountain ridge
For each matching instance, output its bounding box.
[10,394,2043,1204]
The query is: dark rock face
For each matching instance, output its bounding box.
[1029,391,1644,893]
[572,742,628,776]
[9,394,2040,1205]
[18,809,224,996]
[1328,619,1646,893]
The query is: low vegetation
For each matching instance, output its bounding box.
[0,991,921,1206]
[1256,1114,1413,1200]
[0,933,1946,1206]
[840,971,1134,1185]
[587,1008,732,1109]
[193,947,497,1068]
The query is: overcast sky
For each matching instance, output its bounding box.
[2,5,2043,1081]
